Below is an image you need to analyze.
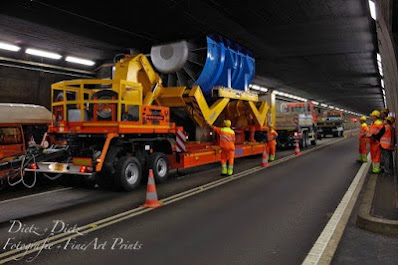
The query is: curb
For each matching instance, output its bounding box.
[356,173,398,235]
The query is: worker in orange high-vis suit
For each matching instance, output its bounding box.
[379,116,395,175]
[210,120,235,176]
[358,116,370,162]
[366,110,384,173]
[267,126,278,161]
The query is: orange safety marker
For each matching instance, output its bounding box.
[261,146,269,167]
[142,169,163,208]
[294,139,301,155]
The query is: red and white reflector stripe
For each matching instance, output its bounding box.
[176,130,186,152]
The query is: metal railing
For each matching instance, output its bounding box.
[51,79,143,123]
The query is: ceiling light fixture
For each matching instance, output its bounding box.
[369,0,376,20]
[0,41,21,52]
[26,48,62,60]
[65,56,95,66]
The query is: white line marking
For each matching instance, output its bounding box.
[0,187,73,205]
[302,153,371,265]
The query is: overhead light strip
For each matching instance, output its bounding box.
[26,48,62,60]
[0,41,21,52]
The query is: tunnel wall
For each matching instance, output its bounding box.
[0,66,80,109]
[376,0,398,173]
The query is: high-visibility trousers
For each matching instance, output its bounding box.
[370,139,381,163]
[221,149,235,166]
[359,137,369,155]
[267,140,277,156]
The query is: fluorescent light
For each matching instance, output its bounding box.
[377,53,381,62]
[378,64,383,76]
[382,89,385,95]
[381,79,384,88]
[26,48,62,59]
[311,101,319,105]
[260,88,268,92]
[0,42,21,52]
[320,103,328,107]
[65,56,95,66]
[369,0,376,20]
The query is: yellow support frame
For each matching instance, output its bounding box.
[189,86,230,126]
[248,101,270,126]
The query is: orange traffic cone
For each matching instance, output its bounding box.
[261,146,269,168]
[142,169,163,208]
[294,139,301,155]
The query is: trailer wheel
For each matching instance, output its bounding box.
[149,152,169,183]
[114,156,142,191]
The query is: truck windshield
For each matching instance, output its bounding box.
[0,127,22,145]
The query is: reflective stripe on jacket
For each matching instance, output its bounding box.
[380,124,395,150]
[214,127,235,150]
[369,120,383,135]
[359,122,369,138]
[267,129,278,141]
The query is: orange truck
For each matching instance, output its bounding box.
[0,104,52,180]
[24,53,272,191]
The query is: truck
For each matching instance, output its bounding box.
[317,110,345,138]
[0,104,52,183]
[275,102,319,149]
[24,35,275,191]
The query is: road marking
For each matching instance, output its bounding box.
[0,134,354,264]
[0,187,73,205]
[302,153,371,265]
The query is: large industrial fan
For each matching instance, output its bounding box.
[150,34,255,100]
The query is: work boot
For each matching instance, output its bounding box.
[227,166,233,176]
[269,155,275,162]
[371,163,381,174]
[361,154,367,163]
[221,164,227,175]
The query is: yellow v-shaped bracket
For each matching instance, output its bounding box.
[189,86,230,126]
[248,101,269,126]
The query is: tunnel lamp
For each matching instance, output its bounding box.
[377,53,381,62]
[260,88,268,92]
[0,42,21,52]
[26,48,62,59]
[382,89,385,95]
[369,0,376,20]
[379,66,383,76]
[381,79,384,88]
[311,101,319,105]
[65,56,95,66]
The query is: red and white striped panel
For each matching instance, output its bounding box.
[176,130,186,153]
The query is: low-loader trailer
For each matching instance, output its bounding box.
[26,36,274,191]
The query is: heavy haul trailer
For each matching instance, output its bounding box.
[26,36,273,191]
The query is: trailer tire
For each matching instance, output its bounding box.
[114,156,142,191]
[149,152,169,183]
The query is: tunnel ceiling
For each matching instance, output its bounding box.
[0,0,383,114]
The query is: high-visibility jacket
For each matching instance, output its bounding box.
[369,120,383,136]
[380,124,395,150]
[214,127,235,151]
[358,122,369,139]
[267,129,278,141]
